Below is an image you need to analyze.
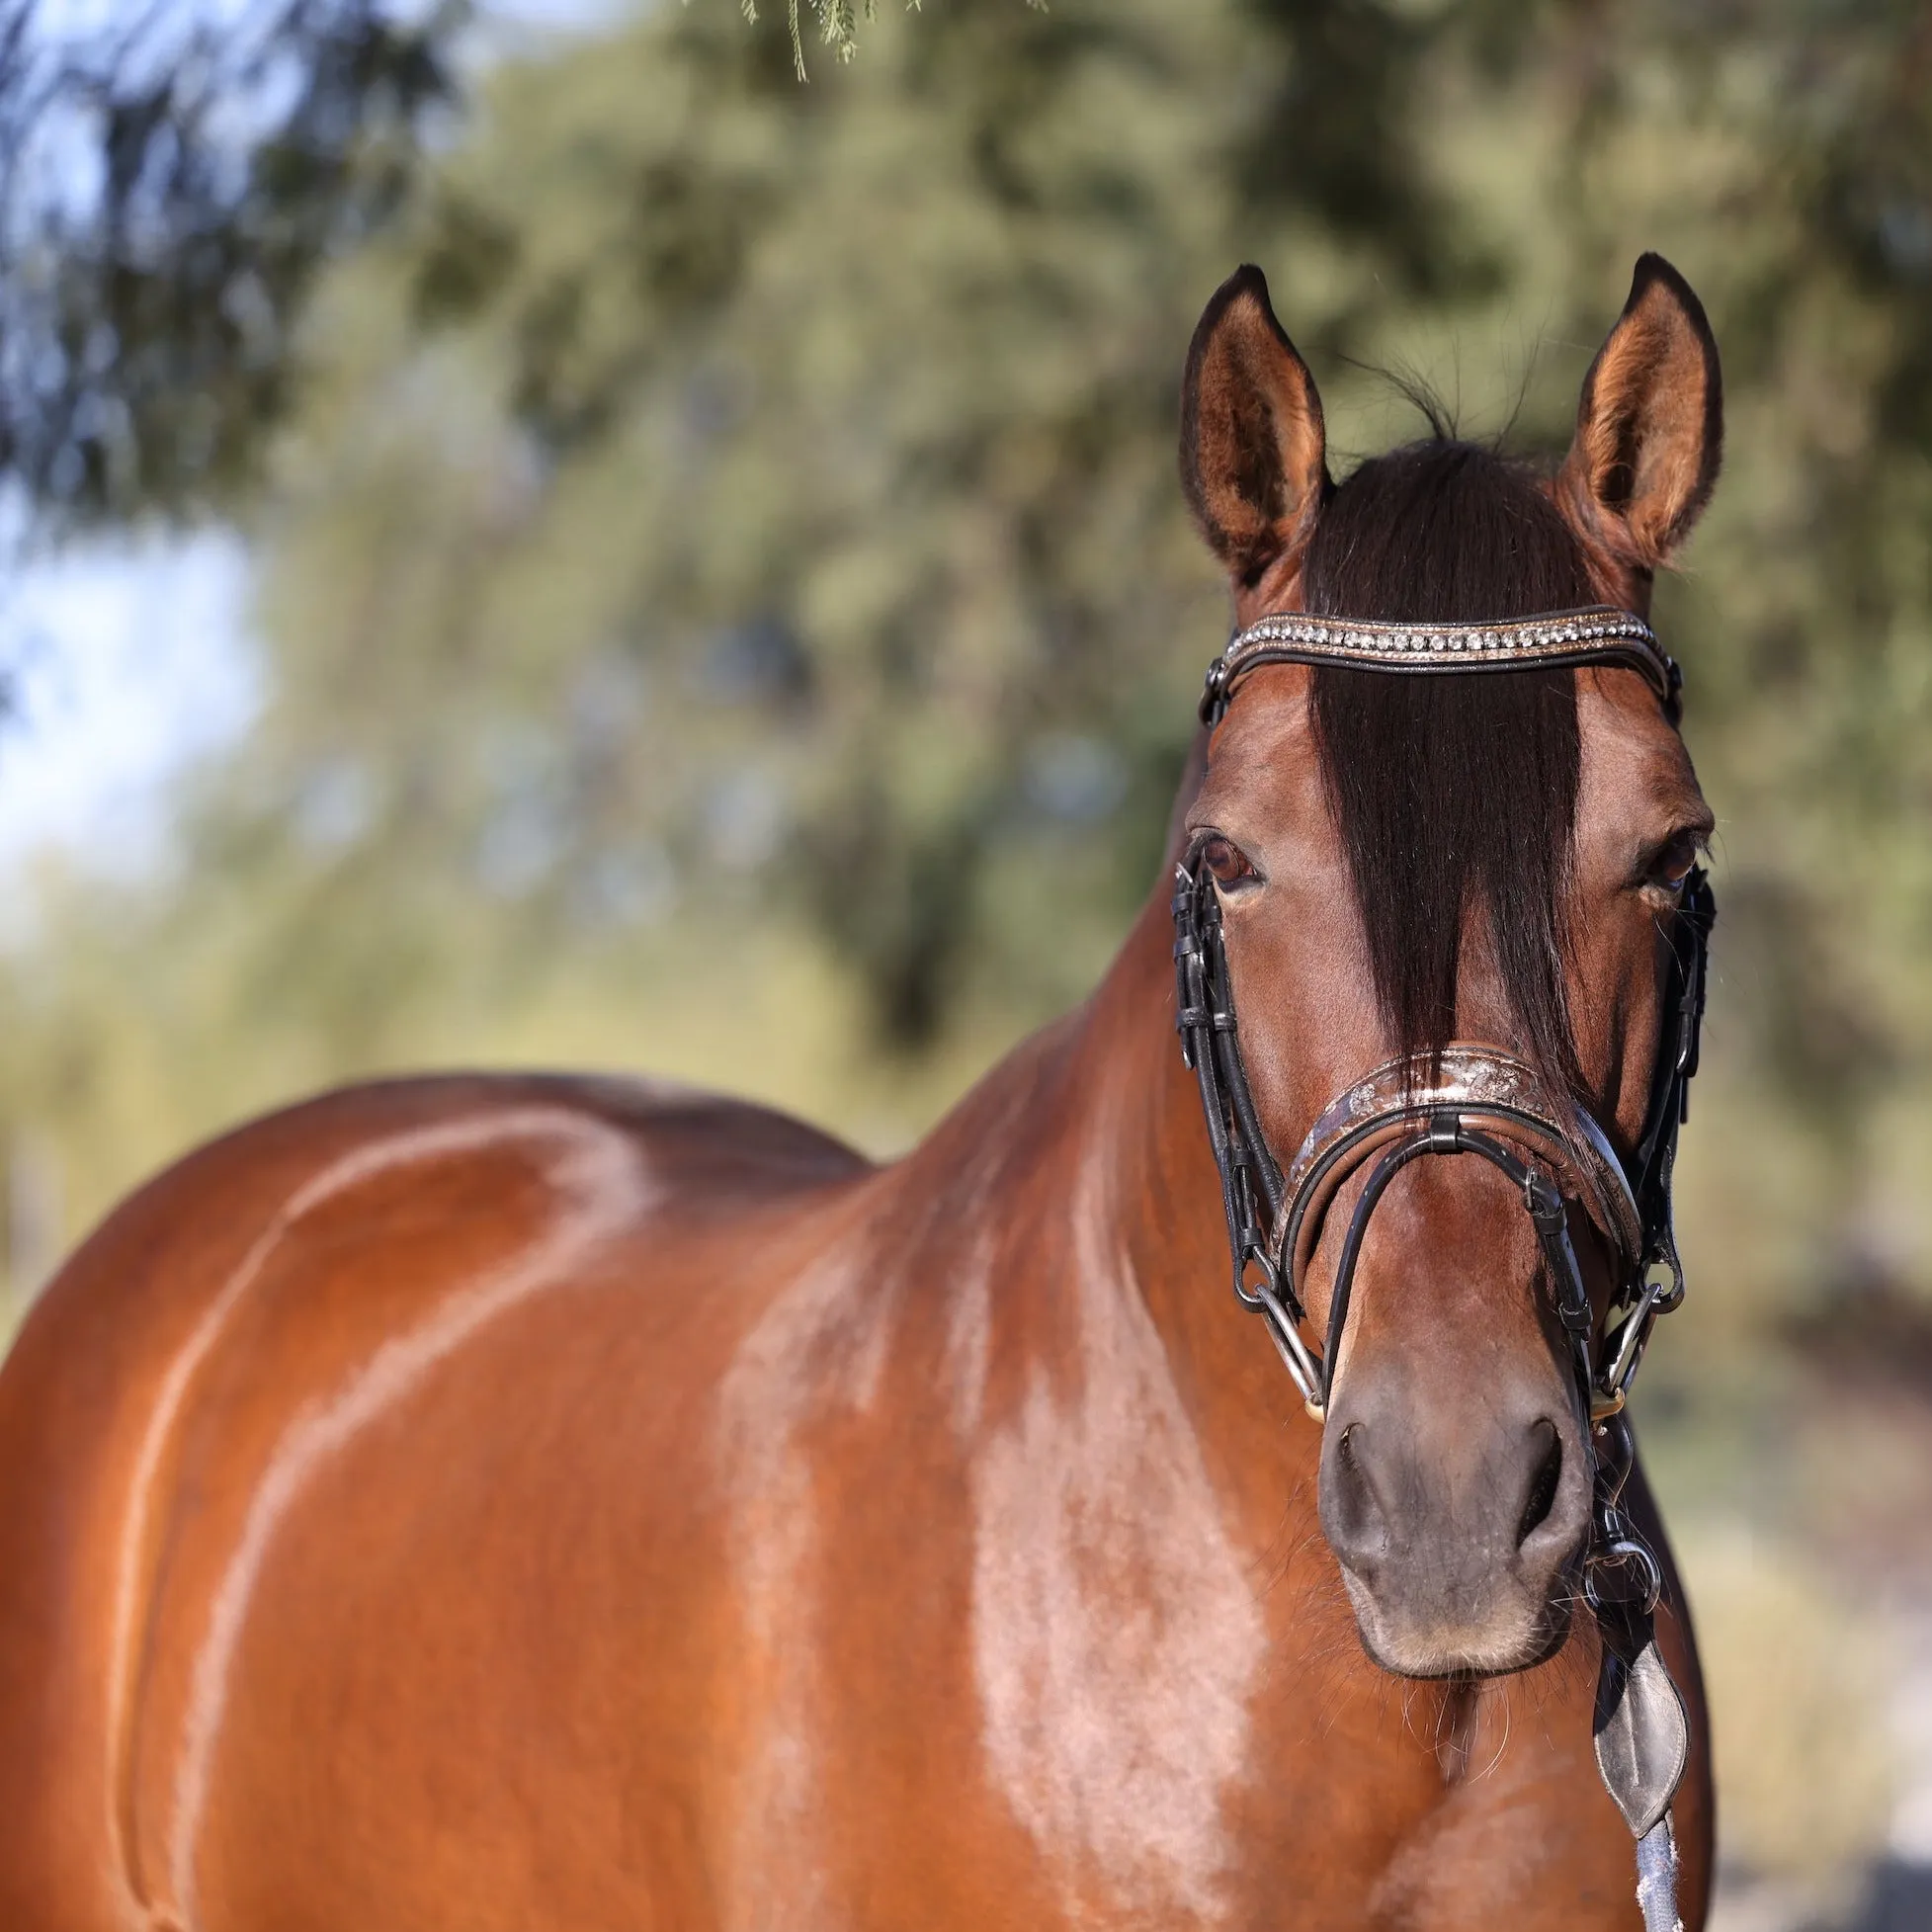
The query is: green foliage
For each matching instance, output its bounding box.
[193,0,1470,1061]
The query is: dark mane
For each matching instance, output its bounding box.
[1302,439,1594,1094]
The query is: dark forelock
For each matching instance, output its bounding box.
[1302,439,1594,1094]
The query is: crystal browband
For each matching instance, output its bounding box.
[1201,604,1679,723]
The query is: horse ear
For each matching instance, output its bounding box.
[1556,254,1722,580]
[1181,265,1329,588]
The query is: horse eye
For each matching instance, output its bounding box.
[1200,835,1257,888]
[1648,834,1700,894]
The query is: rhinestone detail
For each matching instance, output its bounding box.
[1212,605,1673,708]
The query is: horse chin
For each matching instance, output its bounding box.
[1338,1570,1578,1680]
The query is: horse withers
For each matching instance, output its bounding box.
[0,255,1722,1929]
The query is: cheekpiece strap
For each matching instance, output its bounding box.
[1201,605,1678,724]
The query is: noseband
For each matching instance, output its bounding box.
[1173,603,1715,1932]
[1174,886,1712,1428]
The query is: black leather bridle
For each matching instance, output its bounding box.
[1172,858,1714,1428]
[1172,603,1716,1930]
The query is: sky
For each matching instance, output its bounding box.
[0,535,259,878]
[0,0,628,886]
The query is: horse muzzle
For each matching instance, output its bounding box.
[1290,1050,1618,1675]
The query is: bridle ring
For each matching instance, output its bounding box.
[1583,1538,1664,1618]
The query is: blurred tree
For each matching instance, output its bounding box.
[165,0,1473,1057]
[5,0,1403,527]
[0,0,464,527]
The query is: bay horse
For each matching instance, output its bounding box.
[0,254,1723,1929]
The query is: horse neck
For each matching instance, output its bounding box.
[904,877,1321,1541]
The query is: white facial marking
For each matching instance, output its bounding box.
[131,1110,650,1928]
[969,1096,1266,1925]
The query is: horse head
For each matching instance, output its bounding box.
[1176,257,1721,1680]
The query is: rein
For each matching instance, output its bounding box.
[1173,603,1715,1932]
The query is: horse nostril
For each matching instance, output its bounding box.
[1516,1419,1563,1548]
[1323,1423,1388,1577]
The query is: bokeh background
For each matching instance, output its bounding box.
[1,2,1929,1924]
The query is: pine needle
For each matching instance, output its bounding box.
[784,0,922,81]
[709,0,1024,81]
